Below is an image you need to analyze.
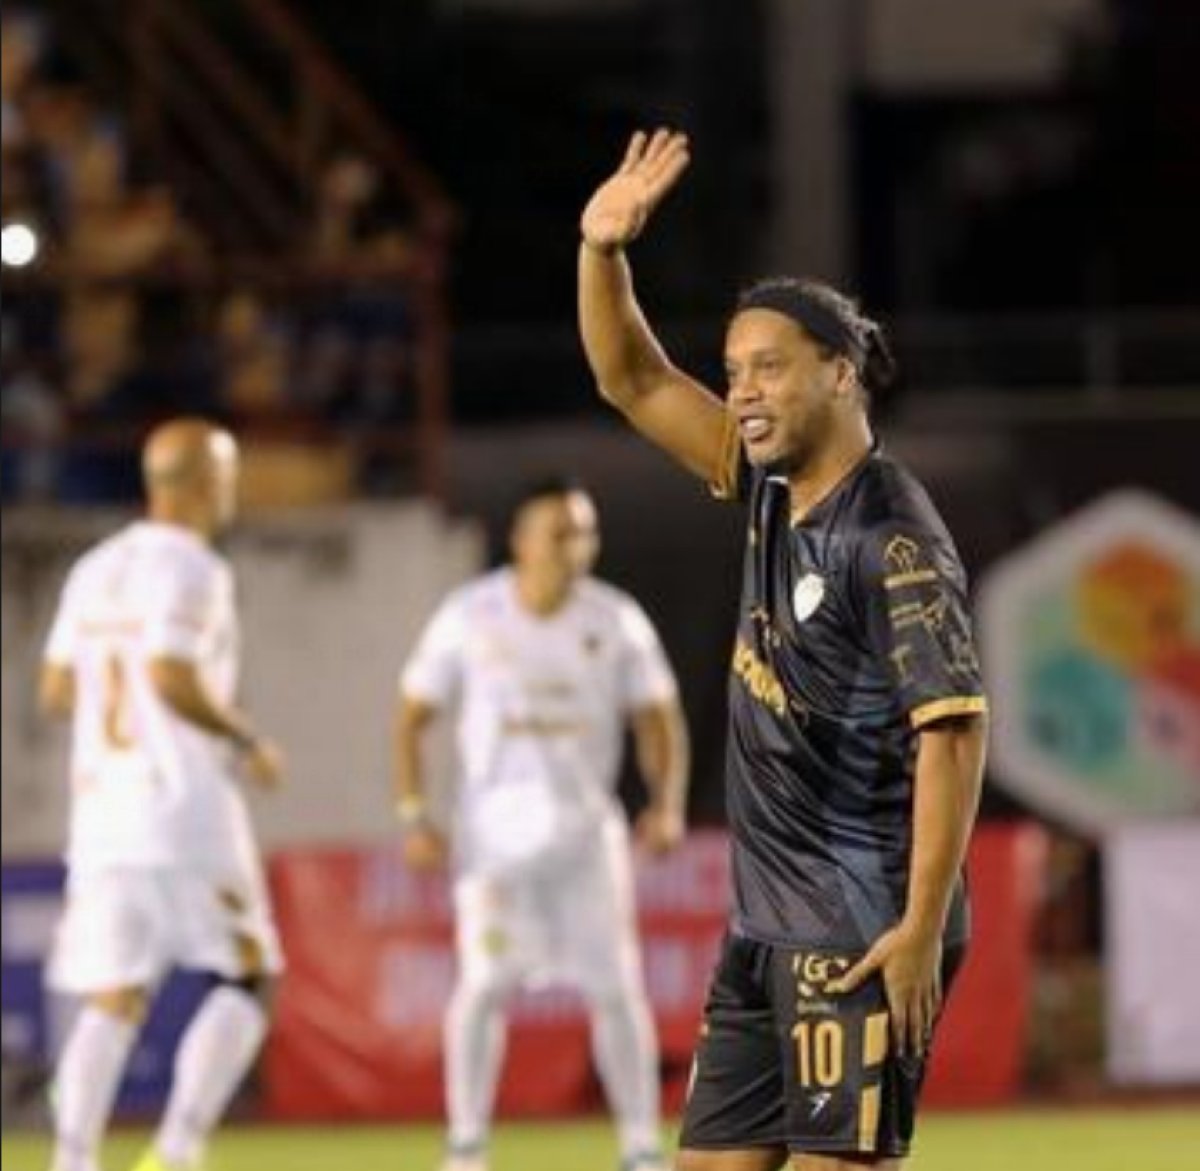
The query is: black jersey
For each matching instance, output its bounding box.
[716,447,987,951]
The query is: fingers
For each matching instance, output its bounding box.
[827,949,879,995]
[644,132,690,191]
[618,127,690,184]
[618,130,648,174]
[895,978,942,1058]
[892,997,913,1058]
[917,974,943,1052]
[643,126,675,163]
[900,996,925,1058]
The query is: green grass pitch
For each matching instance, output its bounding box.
[3,1108,1197,1171]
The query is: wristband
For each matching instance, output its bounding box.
[395,794,430,828]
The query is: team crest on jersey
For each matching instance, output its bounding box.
[791,573,826,623]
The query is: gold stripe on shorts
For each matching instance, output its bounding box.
[863,1010,890,1068]
[858,1084,881,1152]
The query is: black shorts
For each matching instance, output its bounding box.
[679,932,966,1159]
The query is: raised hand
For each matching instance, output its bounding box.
[580,128,690,254]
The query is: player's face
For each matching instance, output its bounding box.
[512,491,600,584]
[724,309,848,474]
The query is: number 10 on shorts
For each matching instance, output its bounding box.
[792,1018,845,1088]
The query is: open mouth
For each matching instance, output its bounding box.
[739,416,773,444]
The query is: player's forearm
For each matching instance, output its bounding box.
[149,657,260,749]
[394,697,437,820]
[394,725,425,805]
[902,715,987,939]
[578,242,673,411]
[634,701,690,817]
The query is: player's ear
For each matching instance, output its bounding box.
[833,355,857,398]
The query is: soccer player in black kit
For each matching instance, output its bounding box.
[578,130,989,1171]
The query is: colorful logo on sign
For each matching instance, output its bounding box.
[980,490,1200,831]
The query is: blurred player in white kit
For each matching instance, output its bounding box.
[39,418,285,1171]
[395,475,689,1171]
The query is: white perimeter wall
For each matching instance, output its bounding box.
[1106,821,1200,1085]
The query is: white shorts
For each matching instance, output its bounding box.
[454,815,645,1001]
[48,863,284,994]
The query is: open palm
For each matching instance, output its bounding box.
[580,128,691,252]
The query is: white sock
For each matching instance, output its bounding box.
[52,1006,138,1171]
[588,990,662,1160]
[444,979,509,1153]
[154,986,267,1168]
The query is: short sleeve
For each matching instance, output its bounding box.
[615,598,679,710]
[142,551,221,661]
[856,527,988,729]
[43,570,83,667]
[400,595,466,706]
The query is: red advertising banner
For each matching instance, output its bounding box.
[263,831,730,1120]
[264,823,1044,1119]
[925,820,1049,1105]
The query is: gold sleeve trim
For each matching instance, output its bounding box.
[910,695,989,729]
[707,407,742,500]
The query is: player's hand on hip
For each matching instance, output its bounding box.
[580,128,690,253]
[634,805,685,855]
[828,922,943,1059]
[402,824,449,872]
[239,736,286,791]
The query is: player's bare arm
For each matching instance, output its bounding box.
[148,655,285,789]
[38,662,75,719]
[631,697,689,854]
[394,693,449,870]
[579,129,729,482]
[832,713,986,1056]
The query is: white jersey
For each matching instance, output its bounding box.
[43,521,254,875]
[402,568,679,875]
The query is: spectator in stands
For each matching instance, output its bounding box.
[299,152,417,436]
[1,7,45,149]
[313,151,412,273]
[60,284,140,414]
[395,475,688,1171]
[214,288,292,422]
[0,316,65,501]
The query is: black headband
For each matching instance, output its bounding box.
[737,285,867,368]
